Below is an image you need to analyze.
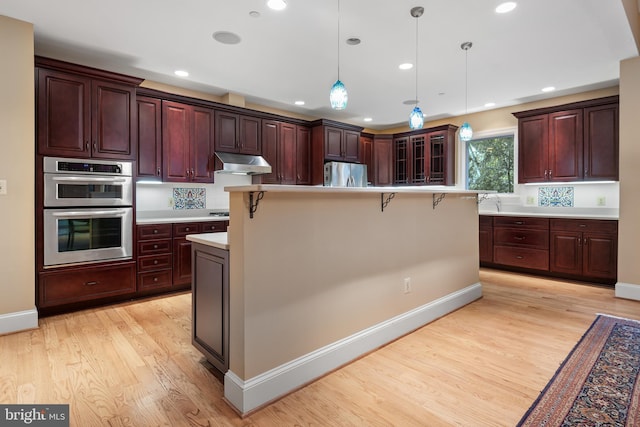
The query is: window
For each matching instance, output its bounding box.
[466,133,515,193]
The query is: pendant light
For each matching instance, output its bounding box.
[408,7,424,130]
[459,41,473,142]
[330,0,348,110]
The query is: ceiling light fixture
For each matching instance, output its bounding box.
[485,102,496,108]
[495,2,517,14]
[364,117,373,122]
[542,86,556,92]
[459,41,473,142]
[294,100,305,106]
[399,63,413,70]
[408,6,424,130]
[174,70,189,77]
[266,0,287,11]
[330,0,348,110]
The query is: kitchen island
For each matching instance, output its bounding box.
[218,185,483,415]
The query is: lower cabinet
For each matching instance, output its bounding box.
[38,261,136,312]
[480,215,618,285]
[191,242,229,373]
[136,220,228,294]
[550,218,618,281]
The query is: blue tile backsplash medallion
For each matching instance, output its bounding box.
[173,188,206,209]
[538,186,574,207]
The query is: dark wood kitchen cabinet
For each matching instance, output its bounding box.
[514,96,619,183]
[215,111,261,155]
[136,96,163,180]
[373,135,393,186]
[38,261,136,312]
[162,100,215,183]
[479,216,493,264]
[309,119,364,184]
[550,218,617,282]
[136,221,228,294]
[393,124,457,186]
[191,242,230,373]
[492,216,550,271]
[261,120,311,185]
[36,57,142,160]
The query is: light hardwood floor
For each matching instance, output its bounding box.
[2,269,639,426]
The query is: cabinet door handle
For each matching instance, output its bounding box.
[157,167,161,176]
[549,170,552,179]
[544,170,548,179]
[85,281,99,286]
[85,141,90,151]
[93,141,97,151]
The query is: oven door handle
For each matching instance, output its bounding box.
[51,176,129,183]
[51,210,128,218]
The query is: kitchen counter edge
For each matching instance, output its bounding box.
[186,232,229,250]
[479,211,618,220]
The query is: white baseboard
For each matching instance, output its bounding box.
[615,282,640,301]
[224,282,483,415]
[0,308,38,336]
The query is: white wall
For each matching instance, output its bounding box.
[0,16,37,334]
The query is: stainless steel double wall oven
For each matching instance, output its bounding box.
[42,157,133,266]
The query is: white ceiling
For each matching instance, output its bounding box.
[1,0,637,130]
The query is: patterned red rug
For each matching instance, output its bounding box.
[518,314,640,426]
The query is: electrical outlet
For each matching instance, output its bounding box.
[526,196,535,205]
[403,277,411,294]
[168,196,174,207]
[597,196,606,206]
[0,179,7,195]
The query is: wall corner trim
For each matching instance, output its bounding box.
[224,282,483,415]
[615,282,640,301]
[0,308,38,336]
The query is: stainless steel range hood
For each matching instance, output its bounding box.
[214,152,272,175]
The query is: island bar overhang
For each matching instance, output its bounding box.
[223,185,483,415]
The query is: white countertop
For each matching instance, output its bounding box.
[224,184,482,195]
[136,209,229,224]
[186,232,229,250]
[479,208,618,220]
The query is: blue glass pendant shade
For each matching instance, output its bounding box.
[459,121,473,141]
[409,106,424,130]
[330,80,348,110]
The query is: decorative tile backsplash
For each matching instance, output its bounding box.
[538,186,574,207]
[173,188,206,209]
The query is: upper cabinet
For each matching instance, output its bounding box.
[162,100,215,183]
[393,124,457,186]
[36,57,142,160]
[309,120,364,185]
[137,96,162,180]
[514,96,619,183]
[214,111,261,155]
[260,120,310,185]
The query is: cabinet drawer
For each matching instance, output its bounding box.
[494,246,549,270]
[173,222,202,237]
[494,216,549,229]
[550,218,617,233]
[138,269,173,290]
[138,254,172,271]
[39,262,136,307]
[494,228,549,249]
[137,223,172,240]
[200,221,228,233]
[138,238,172,256]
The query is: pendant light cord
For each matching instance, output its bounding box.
[337,0,341,81]
[465,46,468,114]
[415,13,419,105]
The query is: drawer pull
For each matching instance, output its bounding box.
[513,236,525,241]
[153,260,159,265]
[514,221,524,225]
[153,277,159,282]
[579,224,587,228]
[515,256,524,259]
[153,244,158,249]
[153,229,159,234]
[185,227,190,232]
[85,281,99,286]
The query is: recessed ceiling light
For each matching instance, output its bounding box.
[399,63,413,70]
[484,102,496,107]
[495,2,517,13]
[249,10,261,18]
[364,117,373,122]
[267,0,287,11]
[294,100,305,106]
[174,70,189,77]
[346,38,361,46]
[212,31,242,45]
[542,86,556,92]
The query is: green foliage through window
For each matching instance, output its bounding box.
[466,135,514,193]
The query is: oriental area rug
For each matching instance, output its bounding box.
[518,314,640,426]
